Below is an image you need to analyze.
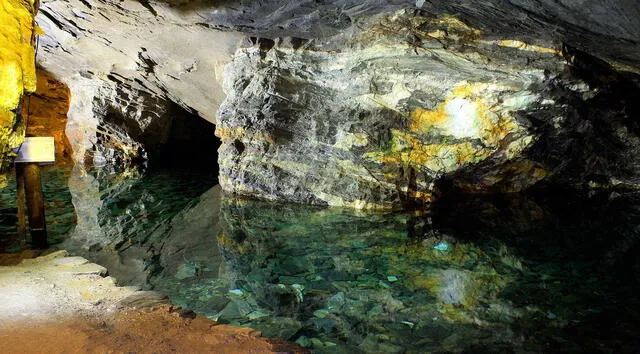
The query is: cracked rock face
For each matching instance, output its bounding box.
[37,0,236,167]
[216,11,640,208]
[33,0,640,207]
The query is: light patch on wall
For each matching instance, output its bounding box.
[365,81,535,185]
[479,39,560,55]
[443,98,480,138]
[0,61,23,109]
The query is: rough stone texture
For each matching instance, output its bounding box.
[216,12,548,208]
[215,8,640,208]
[0,0,37,187]
[0,250,307,353]
[30,0,640,206]
[24,68,74,165]
[0,250,163,323]
[36,0,237,167]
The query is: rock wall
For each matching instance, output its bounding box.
[216,12,557,208]
[216,10,640,208]
[25,68,73,165]
[31,0,640,206]
[0,0,38,187]
[36,0,241,168]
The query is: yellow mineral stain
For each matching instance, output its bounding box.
[0,0,37,107]
[428,14,482,40]
[409,82,518,147]
[217,231,249,254]
[0,0,37,186]
[367,82,530,175]
[481,39,561,55]
[215,126,274,145]
[408,106,448,133]
[215,126,245,141]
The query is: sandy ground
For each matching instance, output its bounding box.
[0,250,307,353]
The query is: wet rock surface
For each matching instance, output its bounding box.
[210,191,640,353]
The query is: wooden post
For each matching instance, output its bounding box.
[14,137,55,249]
[15,164,27,248]
[23,162,48,249]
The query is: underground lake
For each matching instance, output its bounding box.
[2,0,640,352]
[2,165,639,353]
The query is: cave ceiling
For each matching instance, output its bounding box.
[37,0,640,121]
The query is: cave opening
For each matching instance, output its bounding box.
[90,100,221,176]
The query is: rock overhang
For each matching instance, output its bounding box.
[23,0,640,208]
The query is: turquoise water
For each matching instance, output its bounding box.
[1,167,639,353]
[0,167,76,250]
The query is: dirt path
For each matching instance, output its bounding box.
[0,250,306,353]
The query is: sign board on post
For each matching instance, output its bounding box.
[15,137,55,164]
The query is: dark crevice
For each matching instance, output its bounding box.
[136,0,158,17]
[39,9,78,38]
[151,103,220,175]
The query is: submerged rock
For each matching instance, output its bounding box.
[255,317,303,340]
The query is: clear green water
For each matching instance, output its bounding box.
[0,167,76,250]
[1,167,639,353]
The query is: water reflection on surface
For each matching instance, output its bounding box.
[210,193,640,353]
[2,167,640,353]
[0,166,76,250]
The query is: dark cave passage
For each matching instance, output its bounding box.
[91,100,221,178]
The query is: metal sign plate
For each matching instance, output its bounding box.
[15,137,55,164]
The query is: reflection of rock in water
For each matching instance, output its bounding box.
[62,166,219,291]
[216,193,640,353]
[58,167,640,353]
[216,196,527,352]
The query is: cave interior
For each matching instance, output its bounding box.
[1,0,640,352]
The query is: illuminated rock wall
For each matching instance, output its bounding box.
[217,10,640,209]
[29,0,640,206]
[217,12,564,209]
[0,0,37,186]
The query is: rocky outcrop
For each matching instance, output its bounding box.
[0,250,165,322]
[36,0,237,168]
[217,11,627,208]
[31,0,640,206]
[0,251,307,353]
[0,0,38,187]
